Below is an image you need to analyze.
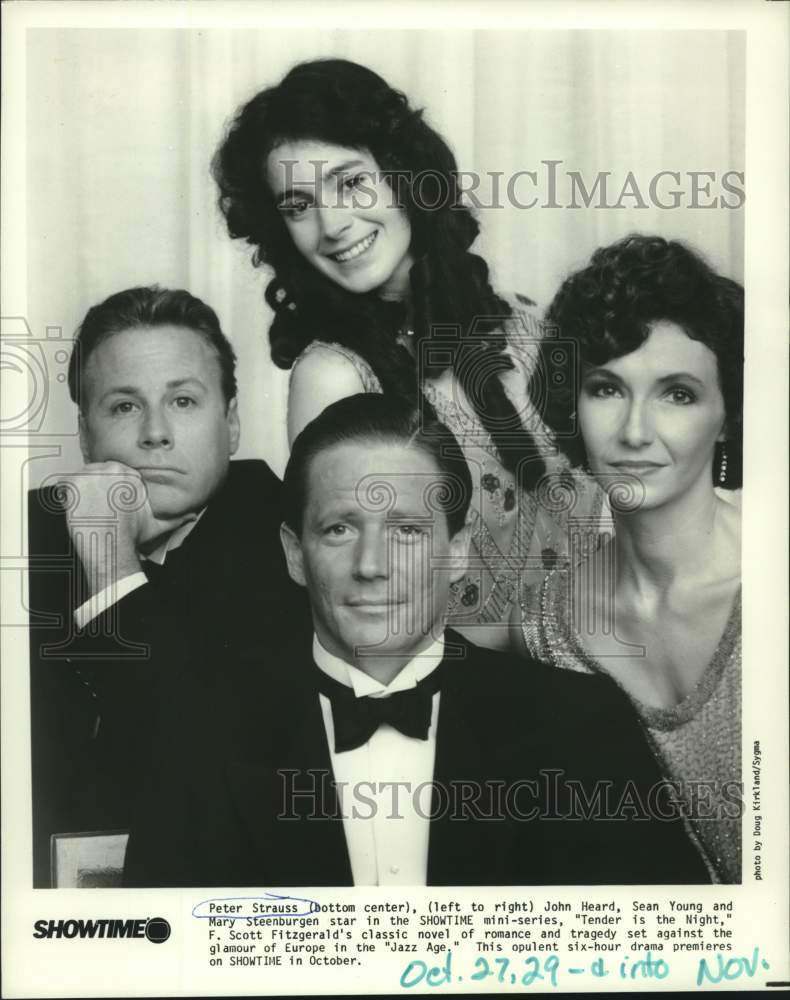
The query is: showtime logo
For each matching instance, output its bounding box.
[33,917,171,943]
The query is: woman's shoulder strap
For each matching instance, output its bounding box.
[292,340,383,394]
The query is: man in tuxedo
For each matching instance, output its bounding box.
[29,285,306,887]
[124,393,708,887]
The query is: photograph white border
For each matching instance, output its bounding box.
[2,1,787,996]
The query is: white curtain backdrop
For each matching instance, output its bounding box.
[26,28,744,483]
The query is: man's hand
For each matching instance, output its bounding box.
[57,462,195,596]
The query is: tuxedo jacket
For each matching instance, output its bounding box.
[124,632,710,887]
[28,459,310,887]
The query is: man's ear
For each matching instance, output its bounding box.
[226,397,241,456]
[280,521,306,587]
[78,412,91,463]
[448,519,472,585]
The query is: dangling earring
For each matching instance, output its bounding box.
[718,442,728,485]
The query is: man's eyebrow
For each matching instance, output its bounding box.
[312,502,360,520]
[97,377,206,403]
[387,504,434,521]
[100,385,139,398]
[165,377,207,390]
[275,159,367,205]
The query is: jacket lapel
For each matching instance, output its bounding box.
[224,663,353,887]
[427,634,542,885]
[428,637,493,884]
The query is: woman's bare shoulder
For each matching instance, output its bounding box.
[288,343,371,445]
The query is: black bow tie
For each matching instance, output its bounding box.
[315,663,444,754]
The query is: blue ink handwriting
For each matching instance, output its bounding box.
[398,948,770,989]
[697,947,770,986]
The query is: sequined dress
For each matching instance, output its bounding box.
[291,296,604,649]
[522,569,742,883]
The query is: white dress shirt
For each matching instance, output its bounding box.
[73,513,203,629]
[313,634,445,886]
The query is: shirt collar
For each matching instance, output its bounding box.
[143,508,206,566]
[313,633,445,699]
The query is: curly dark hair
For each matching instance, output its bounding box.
[531,234,743,489]
[212,58,544,488]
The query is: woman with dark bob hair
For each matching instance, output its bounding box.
[512,234,743,883]
[213,58,602,648]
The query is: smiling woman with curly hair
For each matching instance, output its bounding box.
[514,234,744,882]
[212,58,603,648]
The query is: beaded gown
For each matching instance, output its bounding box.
[521,568,742,883]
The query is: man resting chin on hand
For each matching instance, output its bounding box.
[28,286,307,887]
